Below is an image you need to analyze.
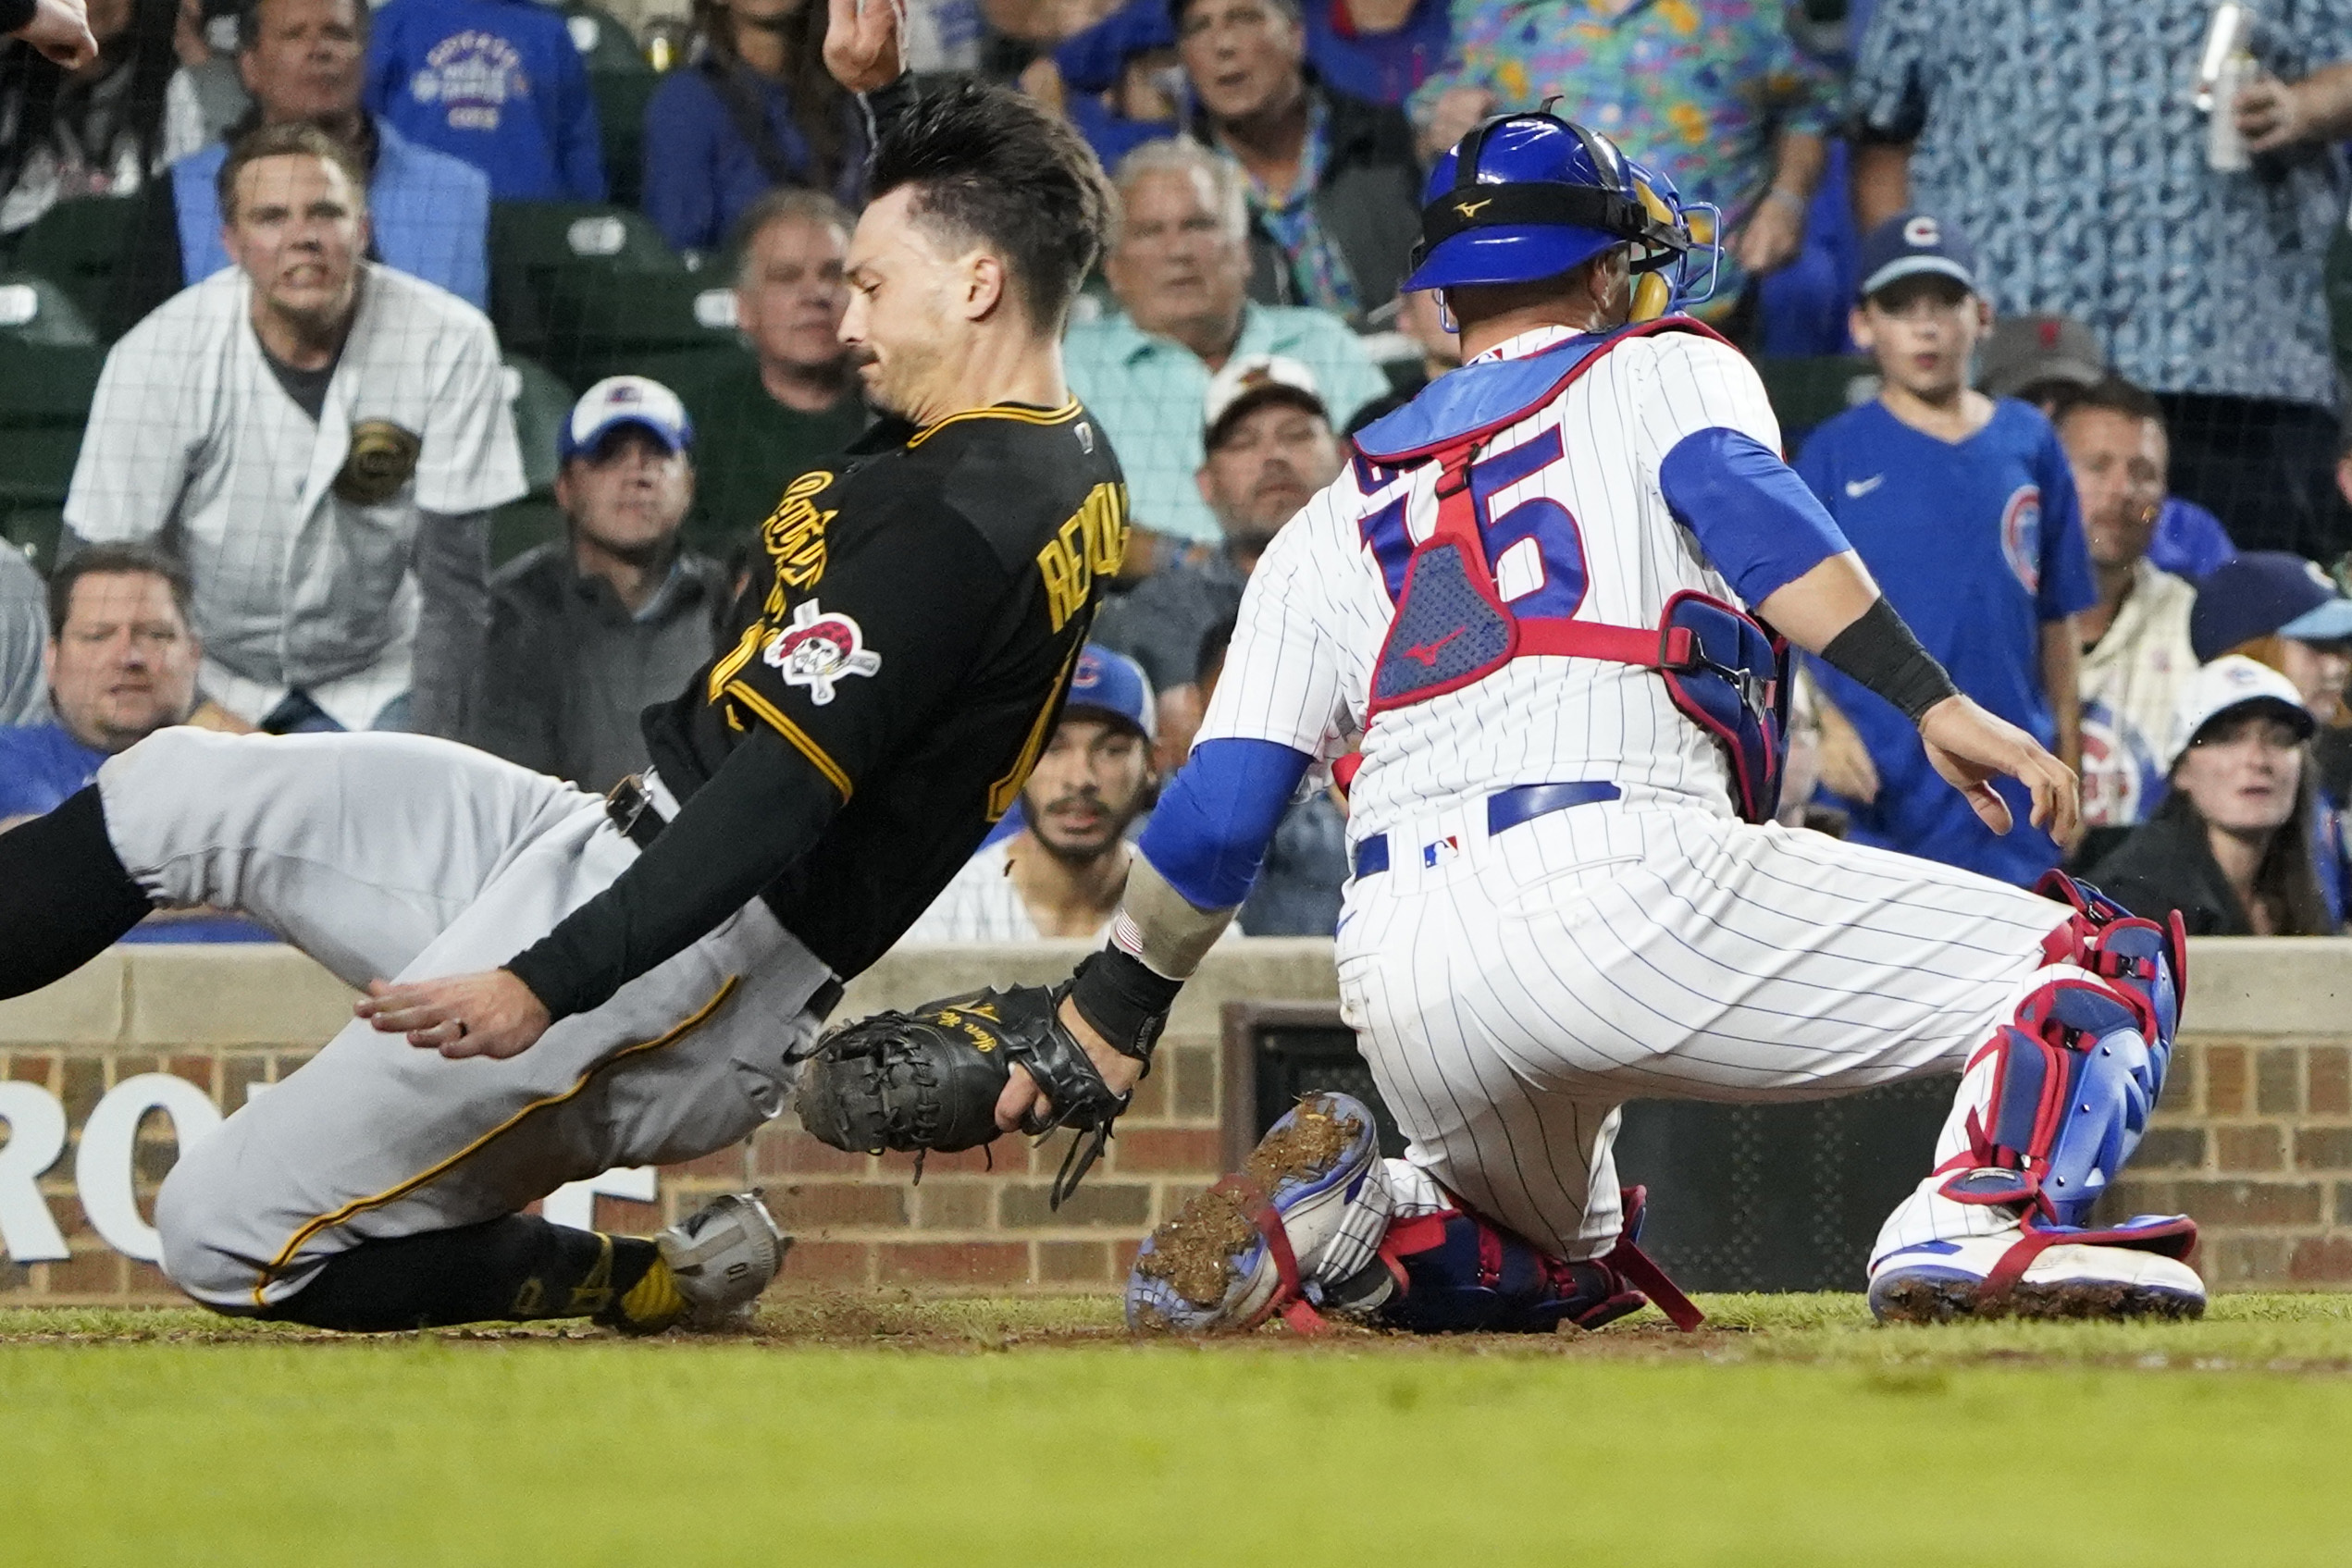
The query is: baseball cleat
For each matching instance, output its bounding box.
[656,1191,791,1330]
[1126,1093,1385,1333]
[1868,1230,2206,1325]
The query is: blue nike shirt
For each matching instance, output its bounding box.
[1794,398,2095,885]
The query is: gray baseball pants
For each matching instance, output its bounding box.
[107,729,831,1315]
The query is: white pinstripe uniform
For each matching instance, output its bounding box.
[1203,324,2078,1266]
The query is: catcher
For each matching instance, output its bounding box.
[798,113,2201,1333]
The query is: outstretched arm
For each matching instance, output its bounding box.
[1656,420,2079,844]
[995,737,1311,1129]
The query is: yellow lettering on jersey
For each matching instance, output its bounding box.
[761,469,837,611]
[1034,483,1129,634]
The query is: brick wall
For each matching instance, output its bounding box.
[0,940,1336,1304]
[3,937,2349,1305]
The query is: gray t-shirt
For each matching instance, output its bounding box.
[0,545,47,727]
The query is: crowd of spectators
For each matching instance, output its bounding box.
[4,0,2352,954]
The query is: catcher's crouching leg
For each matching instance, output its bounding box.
[1126,1094,1702,1335]
[1869,873,2204,1324]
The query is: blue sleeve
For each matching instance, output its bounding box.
[641,75,715,253]
[1134,737,1314,910]
[447,167,490,307]
[556,34,607,203]
[1659,426,1853,610]
[2036,427,2096,620]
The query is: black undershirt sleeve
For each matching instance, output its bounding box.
[502,723,842,1021]
[1,0,41,40]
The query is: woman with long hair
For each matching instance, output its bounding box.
[2090,656,2336,936]
[640,0,864,254]
[2189,549,2352,920]
[0,0,201,234]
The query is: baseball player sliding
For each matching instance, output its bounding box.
[798,114,2201,1328]
[0,39,1143,1332]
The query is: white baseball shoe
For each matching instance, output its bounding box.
[1126,1093,1390,1333]
[656,1191,791,1330]
[1869,1228,2205,1324]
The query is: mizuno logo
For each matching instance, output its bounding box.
[1454,198,1492,219]
[1844,475,1886,499]
[1403,626,1467,666]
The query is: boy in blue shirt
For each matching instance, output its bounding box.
[1796,212,2094,885]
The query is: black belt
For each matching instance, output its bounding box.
[604,774,846,1020]
[1352,781,1621,879]
[605,774,666,851]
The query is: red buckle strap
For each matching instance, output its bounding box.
[1600,1234,1705,1332]
[1209,1173,1324,1335]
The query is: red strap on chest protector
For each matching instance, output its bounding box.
[1364,439,1696,720]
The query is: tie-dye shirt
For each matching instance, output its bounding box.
[1409,0,1841,313]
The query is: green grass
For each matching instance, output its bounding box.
[6,1294,2351,1566]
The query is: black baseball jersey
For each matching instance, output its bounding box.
[504,400,1127,1020]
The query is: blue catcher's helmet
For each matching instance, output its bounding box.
[1404,112,1706,321]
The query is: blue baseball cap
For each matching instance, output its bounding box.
[1065,645,1157,741]
[559,376,693,463]
[1856,210,1978,301]
[2190,551,2352,661]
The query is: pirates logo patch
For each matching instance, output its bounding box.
[761,599,881,705]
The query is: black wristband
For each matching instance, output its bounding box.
[0,0,38,36]
[1067,948,1179,1067]
[1819,598,1959,724]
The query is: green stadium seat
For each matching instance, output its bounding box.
[489,354,576,567]
[1754,354,1875,445]
[560,3,658,214]
[589,70,661,213]
[538,266,742,390]
[502,353,576,495]
[8,195,140,335]
[486,200,682,357]
[0,271,98,347]
[0,340,105,569]
[489,496,568,567]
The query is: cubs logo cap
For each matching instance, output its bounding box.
[2164,655,2315,772]
[1857,209,1978,301]
[2190,550,2352,661]
[560,376,694,463]
[1065,644,1157,742]
[1203,354,1327,451]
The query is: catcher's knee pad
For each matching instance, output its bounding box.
[1371,1186,1702,1335]
[2035,870,2187,1052]
[1941,977,2169,1229]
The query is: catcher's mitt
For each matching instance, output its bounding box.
[791,985,1131,1206]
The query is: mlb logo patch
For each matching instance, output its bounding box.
[1421,835,1461,869]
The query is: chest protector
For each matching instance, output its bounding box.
[1351,319,1790,823]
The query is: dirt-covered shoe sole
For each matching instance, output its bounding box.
[1869,1271,2207,1325]
[1126,1094,1377,1333]
[1869,1234,2206,1325]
